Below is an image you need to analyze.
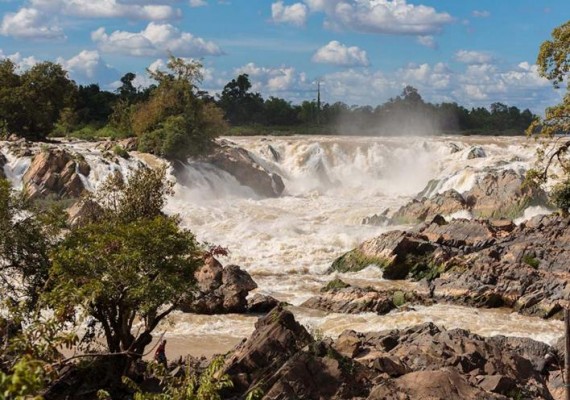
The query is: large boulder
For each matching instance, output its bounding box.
[22,149,90,200]
[203,143,285,197]
[179,256,258,314]
[389,169,548,224]
[222,306,314,396]
[301,285,396,315]
[66,198,103,228]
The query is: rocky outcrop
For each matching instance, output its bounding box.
[301,280,430,315]
[223,307,370,399]
[66,198,103,228]
[343,322,556,399]
[247,294,281,313]
[0,153,6,179]
[22,149,90,200]
[467,146,486,159]
[331,214,570,319]
[389,169,548,224]
[221,309,559,399]
[203,143,285,197]
[179,256,258,314]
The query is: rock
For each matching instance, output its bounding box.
[203,144,285,197]
[328,230,438,280]
[22,149,86,199]
[372,356,409,377]
[179,259,257,314]
[389,169,548,224]
[362,209,390,226]
[368,368,505,400]
[247,294,280,313]
[67,198,103,228]
[391,190,466,225]
[449,142,462,153]
[478,374,516,394]
[301,285,396,315]
[467,146,486,159]
[223,306,314,396]
[0,153,6,179]
[119,137,138,151]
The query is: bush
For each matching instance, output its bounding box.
[112,145,129,159]
[551,179,570,216]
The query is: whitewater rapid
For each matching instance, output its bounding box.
[1,135,562,357]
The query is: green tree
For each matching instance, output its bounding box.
[218,74,264,125]
[46,167,203,357]
[134,56,227,160]
[526,20,570,213]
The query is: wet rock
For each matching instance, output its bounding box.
[331,214,570,319]
[0,153,6,179]
[247,294,281,313]
[362,209,390,226]
[390,169,548,224]
[391,189,466,224]
[328,230,438,280]
[223,306,314,396]
[180,258,257,314]
[22,149,86,199]
[467,146,486,159]
[203,143,285,197]
[66,198,103,228]
[301,285,396,315]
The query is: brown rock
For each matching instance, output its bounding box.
[22,149,86,199]
[67,198,103,228]
[247,294,280,314]
[202,143,285,197]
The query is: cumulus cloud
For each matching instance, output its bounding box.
[57,50,120,85]
[0,7,64,39]
[271,1,308,26]
[472,10,490,18]
[0,49,39,70]
[235,63,307,93]
[273,0,453,35]
[454,50,494,65]
[312,41,369,67]
[92,22,223,57]
[416,35,437,49]
[30,0,181,20]
[189,0,207,6]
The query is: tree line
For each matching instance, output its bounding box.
[0,56,537,161]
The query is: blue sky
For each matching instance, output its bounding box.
[0,0,568,112]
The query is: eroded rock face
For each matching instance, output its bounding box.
[67,198,103,228]
[203,143,285,197]
[22,149,90,200]
[220,310,558,399]
[330,214,570,320]
[179,256,257,314]
[301,285,397,315]
[222,307,314,396]
[388,169,548,224]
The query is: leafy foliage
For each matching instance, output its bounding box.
[121,356,233,400]
[525,20,570,212]
[46,166,203,356]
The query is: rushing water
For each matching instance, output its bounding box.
[1,136,562,357]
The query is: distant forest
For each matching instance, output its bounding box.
[0,57,536,148]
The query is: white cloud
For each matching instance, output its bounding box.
[235,63,305,93]
[285,0,454,35]
[417,35,436,49]
[312,41,369,67]
[271,1,308,26]
[189,0,207,6]
[92,22,223,57]
[472,10,490,18]
[30,0,180,20]
[454,50,494,65]
[0,7,64,39]
[0,49,39,70]
[57,50,120,85]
